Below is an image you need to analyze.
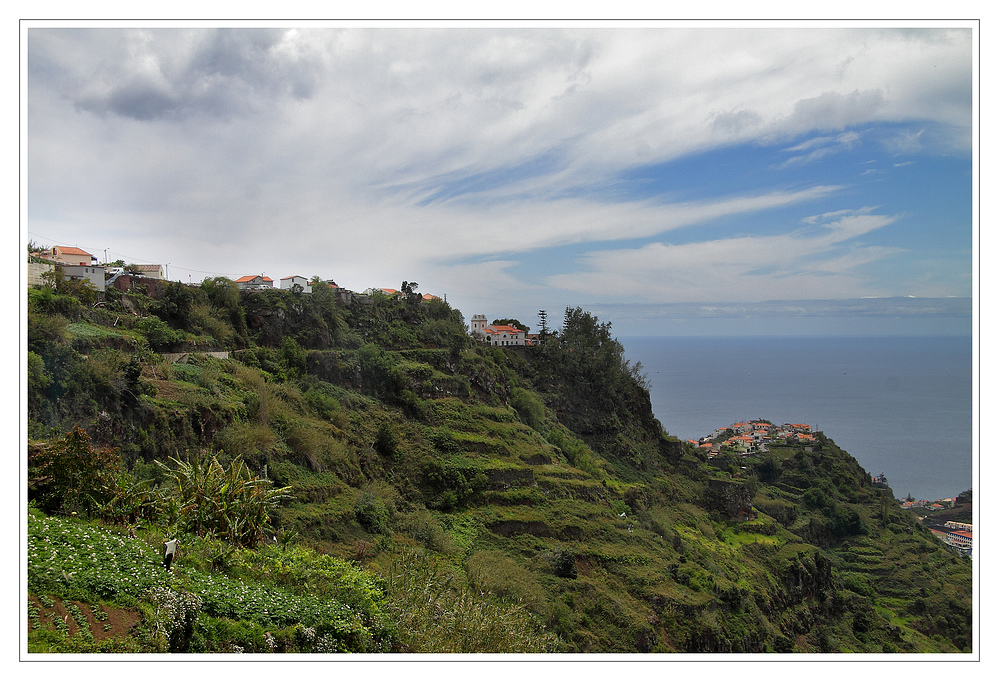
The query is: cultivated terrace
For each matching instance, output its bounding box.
[26,273,972,653]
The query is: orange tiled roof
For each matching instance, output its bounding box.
[55,246,92,256]
[236,275,273,283]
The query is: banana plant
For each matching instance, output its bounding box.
[155,452,293,548]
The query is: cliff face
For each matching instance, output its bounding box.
[26,285,973,654]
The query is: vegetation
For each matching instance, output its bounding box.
[25,272,972,654]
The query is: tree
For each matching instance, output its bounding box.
[400,281,420,303]
[28,427,122,516]
[537,310,549,345]
[492,318,528,332]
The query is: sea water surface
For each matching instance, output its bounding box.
[620,336,974,503]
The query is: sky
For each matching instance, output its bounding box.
[23,21,976,337]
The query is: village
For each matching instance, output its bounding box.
[26,244,449,302]
[27,244,550,351]
[685,419,817,457]
[686,419,973,557]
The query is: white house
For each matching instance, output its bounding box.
[280,275,312,294]
[470,315,526,346]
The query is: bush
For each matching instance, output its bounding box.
[553,549,578,579]
[135,316,184,351]
[355,492,391,534]
[28,427,121,516]
[510,387,545,431]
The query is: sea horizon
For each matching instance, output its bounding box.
[620,334,974,504]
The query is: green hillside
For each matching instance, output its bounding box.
[25,274,972,653]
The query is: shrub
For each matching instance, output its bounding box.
[28,427,122,516]
[354,492,390,535]
[135,316,184,351]
[553,549,578,579]
[510,387,545,431]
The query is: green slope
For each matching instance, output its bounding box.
[25,278,972,653]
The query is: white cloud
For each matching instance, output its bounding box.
[544,209,903,303]
[25,25,973,314]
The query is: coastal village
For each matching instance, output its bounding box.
[26,245,450,307]
[688,419,973,557]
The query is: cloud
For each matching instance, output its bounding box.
[777,130,863,168]
[544,208,902,303]
[884,129,925,155]
[25,26,973,321]
[59,29,325,121]
[783,90,885,133]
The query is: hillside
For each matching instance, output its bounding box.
[25,275,973,653]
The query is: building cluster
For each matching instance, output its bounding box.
[689,421,817,456]
[27,246,165,292]
[27,246,445,303]
[900,496,958,511]
[928,521,973,556]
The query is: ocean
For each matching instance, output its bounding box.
[619,335,974,503]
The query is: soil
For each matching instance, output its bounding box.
[28,594,142,642]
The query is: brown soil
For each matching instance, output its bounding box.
[28,594,142,641]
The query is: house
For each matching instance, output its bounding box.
[50,246,95,266]
[61,265,106,293]
[483,325,526,346]
[131,264,165,280]
[235,275,274,290]
[421,293,442,302]
[280,275,312,294]
[946,529,973,554]
[470,314,527,346]
[362,287,400,297]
